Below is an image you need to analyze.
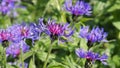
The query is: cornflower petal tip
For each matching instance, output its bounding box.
[75,48,86,58]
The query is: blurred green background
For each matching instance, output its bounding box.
[0,0,120,68]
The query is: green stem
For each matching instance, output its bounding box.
[43,42,53,68]
[76,58,80,63]
[20,48,24,68]
[33,53,35,64]
[3,48,6,68]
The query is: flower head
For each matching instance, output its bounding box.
[6,41,29,58]
[0,29,20,44]
[0,29,11,42]
[75,48,108,65]
[87,27,108,43]
[64,0,92,16]
[0,0,20,17]
[79,26,108,44]
[38,18,74,42]
[9,23,40,41]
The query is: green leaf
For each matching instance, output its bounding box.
[107,1,120,12]
[62,56,82,68]
[29,58,36,68]
[22,51,33,61]
[113,22,120,30]
[36,51,55,62]
[112,55,120,66]
[48,61,65,68]
[80,38,87,50]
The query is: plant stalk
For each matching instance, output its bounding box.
[3,48,6,68]
[43,42,53,68]
[20,48,24,68]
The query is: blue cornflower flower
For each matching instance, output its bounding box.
[6,41,29,58]
[79,26,108,44]
[64,0,92,16]
[75,48,108,65]
[38,18,74,42]
[0,29,20,44]
[87,27,108,43]
[0,29,11,43]
[8,23,40,42]
[0,0,20,17]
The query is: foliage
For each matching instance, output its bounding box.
[0,0,120,68]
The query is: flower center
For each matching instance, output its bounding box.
[21,28,28,37]
[48,23,63,36]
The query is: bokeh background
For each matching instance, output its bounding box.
[0,0,120,68]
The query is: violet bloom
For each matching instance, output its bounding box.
[75,48,108,65]
[64,0,92,16]
[0,29,11,43]
[6,41,29,58]
[0,0,20,17]
[79,26,108,44]
[9,23,40,41]
[38,18,74,42]
[0,29,20,44]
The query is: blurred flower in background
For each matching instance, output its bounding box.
[0,0,21,17]
[64,0,92,16]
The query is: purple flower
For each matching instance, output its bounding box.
[29,23,40,40]
[38,18,74,42]
[0,0,20,17]
[6,41,29,58]
[79,26,108,44]
[88,27,108,43]
[64,0,92,16]
[0,29,20,43]
[75,48,108,65]
[0,29,11,42]
[8,23,40,41]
